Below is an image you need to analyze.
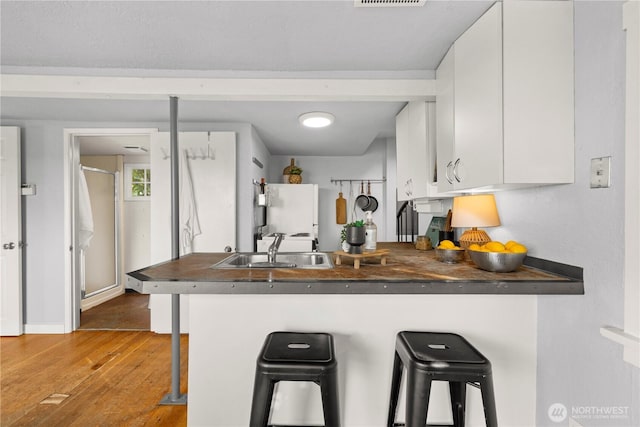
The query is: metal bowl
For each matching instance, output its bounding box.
[435,248,466,264]
[467,250,527,273]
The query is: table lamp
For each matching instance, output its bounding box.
[451,194,501,248]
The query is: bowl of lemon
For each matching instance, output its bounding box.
[435,240,466,264]
[467,241,527,272]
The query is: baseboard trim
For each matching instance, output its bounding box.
[81,286,124,311]
[24,323,66,334]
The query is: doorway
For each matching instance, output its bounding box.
[65,128,157,331]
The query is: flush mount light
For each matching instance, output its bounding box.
[298,112,335,128]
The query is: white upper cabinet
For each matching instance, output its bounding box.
[436,1,575,192]
[436,46,455,193]
[396,101,442,201]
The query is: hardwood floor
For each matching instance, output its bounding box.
[79,291,150,331]
[1,331,188,426]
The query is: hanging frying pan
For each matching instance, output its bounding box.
[363,180,378,213]
[355,181,370,211]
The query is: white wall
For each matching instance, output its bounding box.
[14,122,67,330]
[123,154,151,275]
[486,3,639,425]
[0,119,265,331]
[269,138,389,252]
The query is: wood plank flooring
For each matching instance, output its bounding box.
[79,292,150,331]
[1,331,187,426]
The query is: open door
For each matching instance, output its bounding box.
[1,126,23,336]
[79,166,120,306]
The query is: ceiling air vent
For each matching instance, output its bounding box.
[354,0,426,7]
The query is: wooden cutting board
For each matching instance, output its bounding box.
[336,192,347,224]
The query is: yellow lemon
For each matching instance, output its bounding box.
[468,243,481,251]
[438,240,455,249]
[505,240,518,249]
[484,241,506,252]
[510,244,527,253]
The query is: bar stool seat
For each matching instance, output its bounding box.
[249,331,340,427]
[387,331,497,427]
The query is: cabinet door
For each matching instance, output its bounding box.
[453,2,503,190]
[502,1,574,184]
[407,101,430,199]
[395,104,412,201]
[396,102,436,200]
[436,46,455,193]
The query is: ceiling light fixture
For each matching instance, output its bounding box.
[299,112,335,128]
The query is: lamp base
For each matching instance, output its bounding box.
[458,228,491,249]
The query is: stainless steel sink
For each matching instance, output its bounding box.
[212,252,334,269]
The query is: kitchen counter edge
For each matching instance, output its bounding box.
[125,254,584,296]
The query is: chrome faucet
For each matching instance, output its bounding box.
[267,233,285,264]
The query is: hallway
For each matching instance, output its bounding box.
[79,291,150,331]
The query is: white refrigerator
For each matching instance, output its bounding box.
[257,184,318,252]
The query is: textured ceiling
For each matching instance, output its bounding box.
[0,0,493,155]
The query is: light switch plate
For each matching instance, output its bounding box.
[590,157,611,188]
[21,183,36,196]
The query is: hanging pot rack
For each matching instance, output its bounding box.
[330,178,386,185]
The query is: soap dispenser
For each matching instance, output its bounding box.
[364,211,377,251]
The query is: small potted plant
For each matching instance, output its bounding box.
[342,220,365,254]
[288,166,303,184]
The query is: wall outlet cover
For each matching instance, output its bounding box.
[590,157,611,188]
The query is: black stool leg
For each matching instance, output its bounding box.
[480,376,498,427]
[249,373,275,427]
[405,369,431,427]
[387,352,403,427]
[320,372,341,427]
[449,381,466,427]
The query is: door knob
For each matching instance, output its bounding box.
[3,242,16,250]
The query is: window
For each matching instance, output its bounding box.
[124,163,151,201]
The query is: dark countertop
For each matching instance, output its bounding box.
[126,243,583,295]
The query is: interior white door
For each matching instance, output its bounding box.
[1,126,23,336]
[149,131,237,333]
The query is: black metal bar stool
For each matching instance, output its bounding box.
[387,331,498,427]
[249,331,340,427]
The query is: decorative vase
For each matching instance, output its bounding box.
[289,174,302,184]
[346,226,366,254]
[283,158,295,183]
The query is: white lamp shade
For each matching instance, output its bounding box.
[451,194,501,228]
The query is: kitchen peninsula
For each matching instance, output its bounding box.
[127,243,583,426]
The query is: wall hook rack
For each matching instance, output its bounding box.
[160,146,216,160]
[330,178,386,185]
